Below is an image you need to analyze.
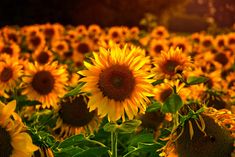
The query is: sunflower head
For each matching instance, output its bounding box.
[176,107,235,157]
[79,44,154,121]
[53,95,100,139]
[0,100,38,157]
[153,47,192,79]
[22,62,68,109]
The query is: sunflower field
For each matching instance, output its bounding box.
[0,23,234,157]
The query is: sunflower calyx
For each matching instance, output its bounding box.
[103,120,142,134]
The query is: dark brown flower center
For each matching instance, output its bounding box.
[228,38,235,45]
[111,31,119,38]
[60,96,95,127]
[176,44,186,52]
[0,126,13,157]
[203,40,212,47]
[1,47,13,56]
[30,36,41,47]
[63,52,73,58]
[44,28,55,39]
[157,31,163,36]
[218,40,225,47]
[31,70,55,95]
[0,67,13,82]
[8,33,18,43]
[154,45,163,53]
[163,60,180,76]
[77,43,90,54]
[98,64,135,101]
[214,53,228,66]
[56,44,64,51]
[36,51,50,64]
[193,38,200,43]
[159,88,172,102]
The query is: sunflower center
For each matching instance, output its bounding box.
[214,53,228,66]
[60,96,95,127]
[154,45,163,53]
[36,51,50,64]
[111,32,119,38]
[30,36,41,47]
[98,64,135,101]
[218,40,225,47]
[56,44,64,51]
[157,31,163,36]
[203,40,212,47]
[2,47,13,56]
[228,38,235,45]
[77,43,90,54]
[0,126,13,157]
[176,44,186,52]
[0,67,13,82]
[31,70,55,95]
[163,60,180,75]
[44,28,55,38]
[160,88,172,102]
[8,33,18,43]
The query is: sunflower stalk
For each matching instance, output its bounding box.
[111,131,118,157]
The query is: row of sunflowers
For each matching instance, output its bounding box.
[0,23,234,157]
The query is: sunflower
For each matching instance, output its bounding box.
[213,51,234,70]
[1,26,21,44]
[129,26,140,39]
[0,54,23,92]
[154,79,188,103]
[214,34,227,50]
[190,33,202,45]
[108,27,122,43]
[26,31,46,51]
[22,62,68,109]
[160,105,235,157]
[40,23,63,41]
[53,95,100,139]
[51,40,70,60]
[87,24,102,39]
[227,32,235,49]
[32,47,54,65]
[149,39,169,57]
[153,47,192,79]
[0,42,20,59]
[76,25,88,37]
[170,37,192,53]
[150,26,169,39]
[0,100,38,157]
[200,35,214,49]
[79,45,154,121]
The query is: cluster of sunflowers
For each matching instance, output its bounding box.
[0,23,234,157]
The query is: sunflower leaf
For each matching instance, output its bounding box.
[161,93,183,113]
[186,76,208,85]
[58,134,85,148]
[72,147,109,157]
[64,82,85,97]
[118,120,142,134]
[146,101,162,112]
[103,122,118,132]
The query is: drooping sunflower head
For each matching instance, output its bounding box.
[22,62,68,109]
[153,47,192,79]
[0,100,38,157]
[0,54,23,92]
[53,95,100,139]
[79,44,154,121]
[176,107,235,157]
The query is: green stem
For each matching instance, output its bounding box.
[111,131,118,157]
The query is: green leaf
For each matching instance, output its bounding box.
[146,101,162,112]
[118,120,142,134]
[103,122,118,132]
[54,147,84,157]
[64,82,85,97]
[128,133,155,146]
[72,147,109,157]
[161,93,183,113]
[186,76,208,85]
[58,134,85,148]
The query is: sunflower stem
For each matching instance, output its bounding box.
[111,131,118,157]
